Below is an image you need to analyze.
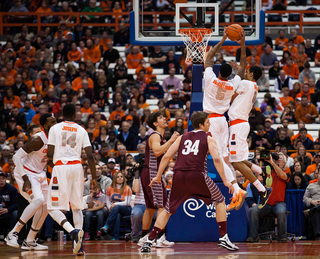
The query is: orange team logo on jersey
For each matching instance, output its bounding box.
[53,177,58,184]
[213,79,233,91]
[62,126,78,132]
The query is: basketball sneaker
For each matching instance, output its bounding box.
[141,237,156,253]
[70,229,84,254]
[138,233,149,247]
[235,189,248,210]
[154,234,175,248]
[5,231,19,248]
[218,234,239,251]
[21,240,49,250]
[258,187,272,209]
[226,196,238,212]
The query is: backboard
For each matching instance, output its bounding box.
[130,0,265,46]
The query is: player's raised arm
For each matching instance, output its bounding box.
[207,136,233,193]
[149,131,179,157]
[204,27,228,69]
[235,31,246,79]
[149,135,182,187]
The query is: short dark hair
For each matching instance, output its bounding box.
[301,95,308,100]
[101,142,108,148]
[28,125,41,135]
[63,103,76,118]
[256,124,264,131]
[249,66,263,81]
[304,61,310,69]
[147,111,162,130]
[191,111,209,129]
[299,127,307,133]
[40,113,52,128]
[219,63,232,78]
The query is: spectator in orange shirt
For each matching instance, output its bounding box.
[81,98,93,117]
[315,51,320,67]
[67,42,82,62]
[19,40,36,58]
[282,57,299,79]
[34,70,52,93]
[279,87,294,107]
[72,68,94,90]
[246,48,260,64]
[291,29,305,46]
[0,66,16,87]
[296,83,313,101]
[84,39,101,63]
[36,0,53,23]
[126,46,144,69]
[31,103,48,126]
[3,88,21,111]
[283,40,298,57]
[293,44,308,71]
[275,29,288,50]
[295,95,319,124]
[14,51,30,70]
[111,1,123,22]
[99,31,112,52]
[109,102,125,125]
[94,111,107,129]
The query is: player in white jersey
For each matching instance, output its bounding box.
[47,104,97,256]
[228,66,272,210]
[204,27,247,211]
[6,114,56,250]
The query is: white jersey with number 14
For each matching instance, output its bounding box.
[48,121,91,164]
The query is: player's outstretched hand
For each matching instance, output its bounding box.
[149,176,162,187]
[22,175,32,193]
[223,180,234,194]
[90,179,98,190]
[222,27,228,41]
[170,131,180,143]
[236,31,245,46]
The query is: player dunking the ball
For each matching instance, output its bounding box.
[228,66,272,209]
[141,111,237,253]
[47,104,97,255]
[6,114,56,250]
[204,27,265,211]
[138,111,179,248]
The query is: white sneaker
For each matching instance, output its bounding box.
[154,234,174,248]
[138,233,149,247]
[218,234,239,251]
[21,240,49,250]
[5,231,19,248]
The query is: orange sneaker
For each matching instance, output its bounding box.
[235,189,248,210]
[226,196,238,212]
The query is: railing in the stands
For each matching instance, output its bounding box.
[0,9,320,35]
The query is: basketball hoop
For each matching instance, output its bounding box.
[179,28,213,64]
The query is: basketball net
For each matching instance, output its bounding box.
[179,28,213,64]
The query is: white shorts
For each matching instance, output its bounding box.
[14,168,48,204]
[47,163,84,211]
[229,121,250,163]
[209,116,229,158]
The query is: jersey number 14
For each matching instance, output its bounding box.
[61,132,76,148]
[182,139,199,155]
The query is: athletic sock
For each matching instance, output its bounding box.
[149,227,162,241]
[232,183,240,197]
[11,220,25,234]
[142,229,149,237]
[251,164,262,175]
[217,221,227,238]
[49,210,74,233]
[26,228,38,242]
[253,179,266,192]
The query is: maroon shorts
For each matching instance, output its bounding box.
[165,170,225,214]
[141,167,167,209]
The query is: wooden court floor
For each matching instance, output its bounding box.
[0,240,320,259]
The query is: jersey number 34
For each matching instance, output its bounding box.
[182,139,199,155]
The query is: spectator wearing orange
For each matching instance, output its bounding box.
[35,0,53,23]
[99,31,112,52]
[137,94,149,109]
[14,51,30,70]
[84,39,101,63]
[21,71,33,93]
[291,30,305,46]
[296,83,313,101]
[275,29,288,50]
[87,118,99,141]
[291,122,314,144]
[4,42,17,58]
[152,99,171,120]
[93,111,107,129]
[315,50,320,67]
[0,67,14,87]
[167,110,188,129]
[31,103,48,126]
[67,42,82,62]
[279,87,294,107]
[295,95,319,124]
[34,70,52,93]
[293,44,308,71]
[306,153,320,176]
[246,56,259,71]
[3,88,21,111]
[112,1,123,21]
[81,98,93,117]
[135,59,148,76]
[100,0,111,11]
[246,48,260,65]
[72,68,94,91]
[283,39,298,57]
[18,40,36,58]
[282,57,299,79]
[109,102,125,125]
[136,69,150,92]
[126,46,144,69]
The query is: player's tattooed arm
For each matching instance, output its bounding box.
[204,27,228,69]
[236,31,246,79]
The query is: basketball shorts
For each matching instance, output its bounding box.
[14,168,48,204]
[209,117,229,158]
[229,121,250,163]
[47,163,84,211]
[165,170,225,214]
[141,167,167,209]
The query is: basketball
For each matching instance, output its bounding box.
[226,24,244,41]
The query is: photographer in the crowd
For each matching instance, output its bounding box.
[246,152,291,243]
